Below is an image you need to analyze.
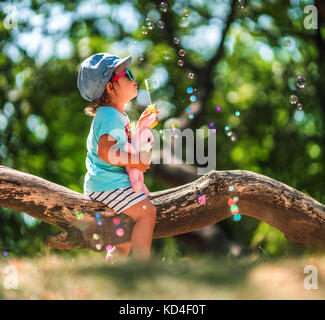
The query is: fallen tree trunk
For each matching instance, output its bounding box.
[0,165,324,252]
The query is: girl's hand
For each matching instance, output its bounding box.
[137,104,158,129]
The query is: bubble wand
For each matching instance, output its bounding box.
[144,78,152,106]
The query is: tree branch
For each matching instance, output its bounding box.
[1,165,325,251]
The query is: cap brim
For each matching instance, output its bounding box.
[115,55,132,69]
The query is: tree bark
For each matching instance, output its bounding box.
[0,165,324,252]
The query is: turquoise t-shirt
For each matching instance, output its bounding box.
[83,106,133,193]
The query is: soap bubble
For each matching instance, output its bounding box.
[216,106,221,111]
[142,26,148,35]
[157,20,165,29]
[296,75,306,89]
[289,94,298,104]
[235,111,240,117]
[145,78,158,91]
[284,37,291,46]
[209,122,214,127]
[187,87,193,94]
[145,18,154,30]
[186,107,191,112]
[296,103,303,111]
[163,51,170,60]
[188,72,195,79]
[96,244,102,250]
[139,55,144,61]
[190,95,197,102]
[173,37,179,45]
[229,186,234,191]
[236,0,247,9]
[180,16,189,28]
[159,2,168,12]
[93,233,99,240]
[233,214,241,222]
[188,113,194,119]
[183,9,190,17]
[179,49,185,56]
[178,59,184,67]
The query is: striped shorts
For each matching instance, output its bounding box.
[85,186,147,214]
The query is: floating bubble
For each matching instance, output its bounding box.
[209,122,214,127]
[75,211,83,220]
[145,18,154,30]
[157,20,165,29]
[187,87,193,94]
[142,26,148,35]
[173,37,179,45]
[188,72,195,80]
[2,251,8,257]
[229,186,234,191]
[179,49,185,57]
[216,106,221,111]
[235,111,240,117]
[93,233,99,240]
[296,75,306,89]
[228,198,236,206]
[96,243,102,250]
[163,51,170,60]
[174,134,179,139]
[296,103,303,111]
[139,55,144,61]
[178,59,184,67]
[113,217,120,225]
[183,9,190,17]
[116,228,124,237]
[186,107,191,112]
[190,95,197,102]
[236,0,247,9]
[97,220,102,226]
[159,2,168,13]
[233,196,239,202]
[233,214,241,222]
[143,205,147,209]
[180,16,189,28]
[95,213,100,219]
[284,37,291,46]
[225,125,231,131]
[230,134,237,141]
[289,94,298,104]
[197,194,206,204]
[188,113,194,119]
[230,205,238,213]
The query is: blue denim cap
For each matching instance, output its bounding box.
[77,53,132,102]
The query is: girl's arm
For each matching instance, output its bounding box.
[97,134,150,171]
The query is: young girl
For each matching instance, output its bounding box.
[77,53,157,261]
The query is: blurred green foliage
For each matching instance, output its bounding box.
[0,0,324,258]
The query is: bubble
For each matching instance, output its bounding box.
[233,214,241,222]
[145,18,154,30]
[284,37,291,46]
[289,94,298,104]
[236,0,247,9]
[143,205,147,209]
[180,16,189,28]
[157,20,165,29]
[230,134,237,141]
[163,51,170,60]
[233,196,239,202]
[159,2,168,13]
[96,243,102,250]
[296,75,306,89]
[190,95,197,102]
[116,228,124,237]
[186,87,193,94]
[174,134,179,139]
[209,122,214,127]
[216,106,221,111]
[139,55,144,61]
[95,213,100,219]
[296,103,303,111]
[75,211,83,220]
[188,72,195,80]
[97,220,102,226]
[225,125,231,132]
[93,233,99,240]
[178,59,184,67]
[235,111,240,117]
[183,9,190,17]
[228,198,236,206]
[230,205,238,213]
[186,107,191,112]
[229,186,234,191]
[2,251,8,257]
[173,37,179,45]
[113,217,120,225]
[179,49,185,57]
[188,114,194,119]
[142,26,148,35]
[197,194,206,204]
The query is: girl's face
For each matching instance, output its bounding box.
[107,63,138,102]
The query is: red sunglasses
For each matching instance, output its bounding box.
[110,69,135,82]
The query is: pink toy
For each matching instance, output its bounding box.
[123,113,157,196]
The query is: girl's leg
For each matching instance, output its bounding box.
[122,198,157,261]
[115,242,131,258]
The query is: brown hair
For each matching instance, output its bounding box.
[84,76,118,117]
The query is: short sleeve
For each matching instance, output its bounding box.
[96,113,127,148]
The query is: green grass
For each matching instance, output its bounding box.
[0,250,324,299]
